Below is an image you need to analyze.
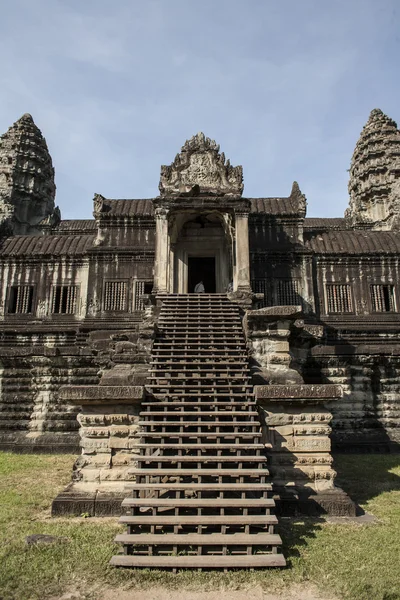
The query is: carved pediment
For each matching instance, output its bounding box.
[159,132,243,197]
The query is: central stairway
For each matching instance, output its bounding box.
[111,294,285,570]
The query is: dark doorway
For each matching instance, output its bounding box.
[188,257,216,293]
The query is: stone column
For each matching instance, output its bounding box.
[153,208,169,294]
[234,211,251,291]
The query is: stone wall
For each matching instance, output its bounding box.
[0,338,98,452]
[306,346,400,450]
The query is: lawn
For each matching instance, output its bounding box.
[0,451,399,600]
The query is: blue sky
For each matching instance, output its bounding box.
[0,0,399,219]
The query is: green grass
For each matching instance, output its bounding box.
[0,452,399,600]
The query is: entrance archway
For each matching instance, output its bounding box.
[171,213,232,293]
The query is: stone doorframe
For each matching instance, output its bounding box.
[152,201,252,295]
[172,246,229,294]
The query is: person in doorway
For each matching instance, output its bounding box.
[194,280,205,293]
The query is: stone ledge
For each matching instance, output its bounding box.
[248,305,303,319]
[255,384,342,401]
[59,385,144,405]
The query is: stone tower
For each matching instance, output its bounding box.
[0,113,60,235]
[345,108,400,229]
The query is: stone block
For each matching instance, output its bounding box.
[100,467,135,481]
[84,427,109,438]
[255,384,342,401]
[79,469,101,483]
[109,425,130,437]
[294,437,331,451]
[248,305,303,319]
[59,385,144,405]
[99,365,137,386]
[95,491,126,516]
[51,484,96,517]
[111,451,132,467]
[108,436,129,449]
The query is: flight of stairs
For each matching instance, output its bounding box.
[111,294,285,570]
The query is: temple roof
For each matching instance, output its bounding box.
[89,195,305,218]
[250,197,301,215]
[103,199,154,217]
[303,218,349,231]
[305,230,400,254]
[55,219,97,233]
[0,234,96,256]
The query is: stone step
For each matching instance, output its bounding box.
[151,349,247,354]
[122,497,274,508]
[157,326,243,331]
[139,411,259,417]
[136,432,262,439]
[115,532,281,546]
[128,468,269,477]
[149,363,249,369]
[144,394,255,400]
[110,554,286,568]
[138,420,260,426]
[119,514,278,526]
[153,343,246,348]
[141,399,258,408]
[126,482,272,491]
[130,443,266,450]
[135,455,265,463]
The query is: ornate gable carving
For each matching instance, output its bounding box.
[159,132,243,197]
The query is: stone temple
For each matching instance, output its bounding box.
[0,109,399,569]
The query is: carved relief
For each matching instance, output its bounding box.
[159,132,243,197]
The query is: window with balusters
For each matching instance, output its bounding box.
[134,280,153,310]
[251,279,301,307]
[370,284,396,312]
[326,284,353,313]
[51,285,78,314]
[8,286,34,314]
[103,280,128,311]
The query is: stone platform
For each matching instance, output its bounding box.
[51,385,144,517]
[255,384,356,516]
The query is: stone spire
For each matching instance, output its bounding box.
[345,108,400,230]
[0,113,60,235]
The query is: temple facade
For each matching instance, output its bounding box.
[0,108,399,457]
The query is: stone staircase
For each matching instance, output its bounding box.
[111,294,285,570]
